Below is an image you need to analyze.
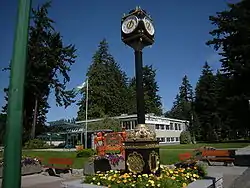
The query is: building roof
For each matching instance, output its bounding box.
[76,114,189,124]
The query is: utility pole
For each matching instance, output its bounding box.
[2,0,31,187]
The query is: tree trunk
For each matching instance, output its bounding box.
[30,98,38,139]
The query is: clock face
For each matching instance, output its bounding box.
[143,17,155,35]
[122,16,139,34]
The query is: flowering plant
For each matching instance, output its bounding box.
[91,154,124,166]
[84,164,206,188]
[0,156,41,167]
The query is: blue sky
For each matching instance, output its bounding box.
[0,0,237,121]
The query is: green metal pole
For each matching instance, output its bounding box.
[2,0,31,187]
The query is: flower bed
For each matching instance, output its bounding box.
[0,156,42,177]
[84,164,206,188]
[92,154,124,167]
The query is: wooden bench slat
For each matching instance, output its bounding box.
[47,158,73,166]
[179,152,192,161]
[202,150,231,157]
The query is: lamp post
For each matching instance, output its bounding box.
[2,0,31,187]
[121,7,160,175]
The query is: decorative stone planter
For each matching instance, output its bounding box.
[0,164,42,178]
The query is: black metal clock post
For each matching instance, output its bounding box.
[121,7,160,175]
[121,6,155,124]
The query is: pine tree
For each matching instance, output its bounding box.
[194,62,220,141]
[166,75,193,121]
[2,1,76,140]
[207,0,250,138]
[128,65,162,115]
[77,39,129,120]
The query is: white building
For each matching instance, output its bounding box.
[76,114,189,145]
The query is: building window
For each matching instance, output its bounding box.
[124,121,130,130]
[160,124,165,130]
[174,123,178,130]
[171,137,174,142]
[166,125,170,130]
[157,137,165,142]
[176,137,179,142]
[178,124,181,130]
[155,124,160,130]
[166,137,170,142]
[132,120,136,129]
[170,123,173,130]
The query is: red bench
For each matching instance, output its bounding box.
[179,152,192,161]
[44,158,74,176]
[201,150,235,166]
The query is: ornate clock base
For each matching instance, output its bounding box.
[124,124,160,175]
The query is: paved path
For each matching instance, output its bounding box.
[0,174,69,188]
[207,166,248,188]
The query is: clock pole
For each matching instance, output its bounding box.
[121,7,160,176]
[134,49,145,124]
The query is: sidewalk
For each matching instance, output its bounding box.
[0,174,67,188]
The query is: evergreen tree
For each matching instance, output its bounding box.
[194,62,220,141]
[0,114,6,145]
[166,75,193,121]
[128,65,162,115]
[207,0,250,138]
[2,1,76,140]
[77,39,129,120]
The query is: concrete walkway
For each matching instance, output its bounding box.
[0,174,65,188]
[207,166,248,188]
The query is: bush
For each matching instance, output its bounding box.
[76,149,96,158]
[24,139,49,149]
[180,131,192,144]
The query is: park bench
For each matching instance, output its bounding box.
[201,150,235,166]
[44,158,74,176]
[179,152,192,161]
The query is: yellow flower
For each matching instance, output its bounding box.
[171,176,176,180]
[157,184,161,187]
[123,179,127,183]
[108,176,112,181]
[117,180,121,184]
[97,182,100,185]
[183,183,187,187]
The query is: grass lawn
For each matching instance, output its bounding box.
[19,150,186,168]
[160,142,250,150]
[22,151,87,169]
[160,149,190,165]
[1,142,246,169]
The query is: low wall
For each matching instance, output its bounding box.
[187,173,223,188]
[62,174,223,188]
[0,164,42,178]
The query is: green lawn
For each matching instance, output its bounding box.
[160,149,190,165]
[22,151,88,169]
[21,150,186,168]
[160,142,249,149]
[1,142,246,169]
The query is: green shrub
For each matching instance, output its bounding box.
[180,131,192,144]
[24,139,49,149]
[76,149,96,158]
